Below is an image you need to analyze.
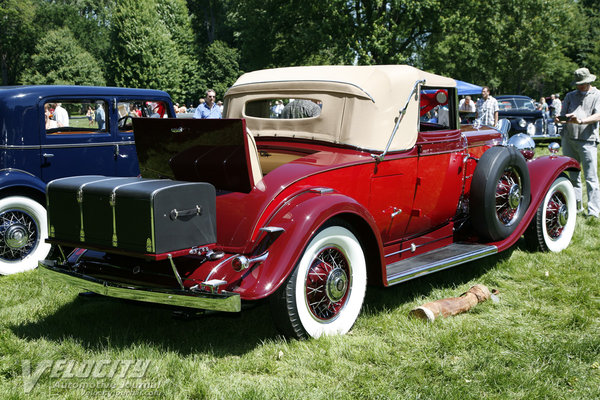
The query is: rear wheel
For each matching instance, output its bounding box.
[525,177,576,252]
[0,196,51,275]
[270,223,367,339]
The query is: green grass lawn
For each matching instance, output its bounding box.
[1,143,599,399]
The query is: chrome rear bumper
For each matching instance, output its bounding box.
[38,260,241,312]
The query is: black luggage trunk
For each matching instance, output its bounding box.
[47,176,216,254]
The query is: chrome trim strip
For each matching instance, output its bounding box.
[0,141,135,150]
[167,254,185,290]
[205,255,238,281]
[308,187,335,194]
[38,260,241,312]
[0,168,36,177]
[386,244,497,285]
[385,234,454,258]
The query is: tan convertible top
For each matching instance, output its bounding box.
[225,65,457,152]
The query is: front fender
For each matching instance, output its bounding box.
[233,189,383,301]
[0,168,46,198]
[493,154,580,251]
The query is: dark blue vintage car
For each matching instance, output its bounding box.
[0,85,175,274]
[496,95,560,140]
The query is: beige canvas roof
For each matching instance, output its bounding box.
[225,65,457,152]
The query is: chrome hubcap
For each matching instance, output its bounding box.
[0,209,38,261]
[496,167,523,226]
[558,204,568,227]
[326,268,348,302]
[508,184,521,209]
[5,224,28,249]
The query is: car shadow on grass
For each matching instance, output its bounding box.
[10,246,514,352]
[361,246,514,316]
[9,292,282,356]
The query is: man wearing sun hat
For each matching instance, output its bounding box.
[558,67,600,218]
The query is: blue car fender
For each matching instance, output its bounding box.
[0,168,46,201]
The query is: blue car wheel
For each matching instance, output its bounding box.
[0,196,51,275]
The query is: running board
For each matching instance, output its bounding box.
[386,243,497,286]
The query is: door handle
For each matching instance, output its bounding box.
[113,144,128,159]
[43,153,54,158]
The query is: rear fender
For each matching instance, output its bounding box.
[493,154,579,251]
[0,169,46,203]
[232,189,383,300]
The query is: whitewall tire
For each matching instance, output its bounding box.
[526,177,576,252]
[0,196,51,275]
[270,223,367,339]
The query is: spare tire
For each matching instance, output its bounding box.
[470,146,531,241]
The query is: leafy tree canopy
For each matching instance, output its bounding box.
[20,27,106,86]
[109,0,183,98]
[3,0,600,100]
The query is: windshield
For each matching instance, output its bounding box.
[498,98,536,111]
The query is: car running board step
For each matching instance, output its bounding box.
[385,243,497,286]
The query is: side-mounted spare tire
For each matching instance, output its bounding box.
[470,146,531,241]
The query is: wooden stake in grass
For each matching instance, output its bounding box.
[409,284,497,322]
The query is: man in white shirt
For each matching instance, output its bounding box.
[458,96,476,112]
[475,87,499,127]
[54,103,69,127]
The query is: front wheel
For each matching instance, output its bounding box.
[0,196,51,275]
[525,177,576,252]
[270,223,367,339]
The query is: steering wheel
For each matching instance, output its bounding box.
[118,115,134,129]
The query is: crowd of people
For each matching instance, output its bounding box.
[535,93,562,119]
[172,89,225,118]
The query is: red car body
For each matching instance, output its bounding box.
[40,66,579,338]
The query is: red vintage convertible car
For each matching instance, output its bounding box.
[39,66,579,339]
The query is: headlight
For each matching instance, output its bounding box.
[518,118,527,128]
[508,133,535,160]
[527,123,536,135]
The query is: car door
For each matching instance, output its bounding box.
[40,97,118,182]
[403,87,465,236]
[368,154,418,243]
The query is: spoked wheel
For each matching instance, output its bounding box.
[0,196,51,275]
[270,222,367,339]
[525,176,576,252]
[495,166,524,227]
[471,146,531,241]
[305,246,351,321]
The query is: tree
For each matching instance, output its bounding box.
[346,0,441,65]
[35,0,113,61]
[157,0,204,103]
[0,0,38,85]
[202,40,240,98]
[187,0,234,47]
[420,0,581,97]
[108,0,183,98]
[227,0,352,71]
[20,27,106,85]
[573,0,600,80]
